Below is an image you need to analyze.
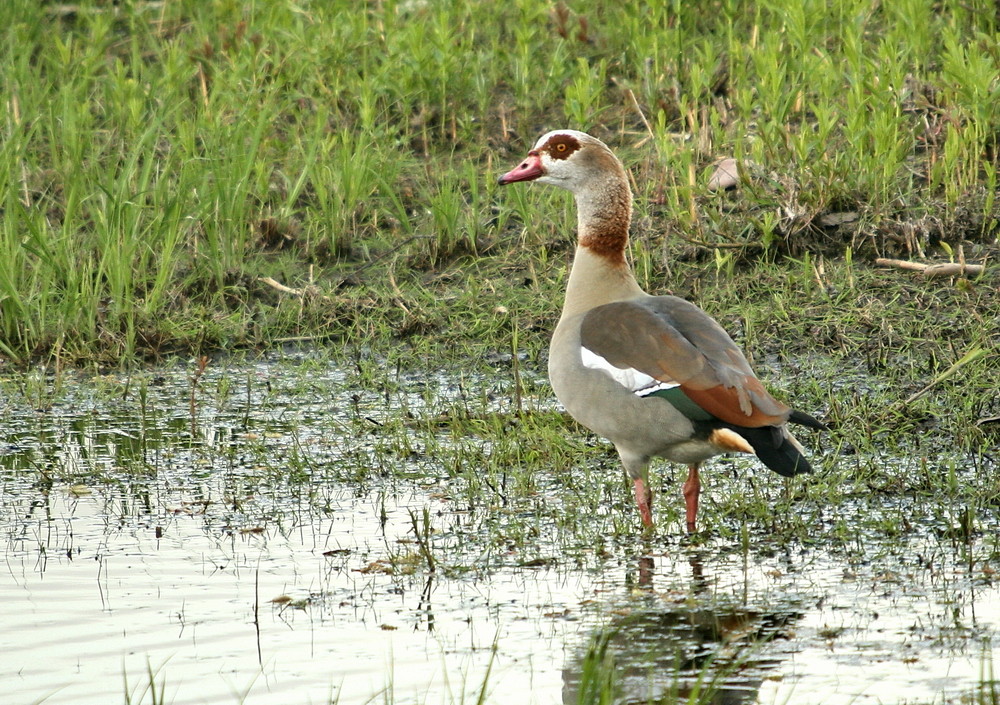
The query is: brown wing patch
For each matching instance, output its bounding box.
[682,383,789,427]
[580,299,792,428]
[543,133,581,160]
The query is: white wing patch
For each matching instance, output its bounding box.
[580,346,680,397]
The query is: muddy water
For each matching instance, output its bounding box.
[1,355,996,705]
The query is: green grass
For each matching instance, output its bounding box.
[0,5,998,697]
[0,0,997,363]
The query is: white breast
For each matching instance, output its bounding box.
[580,346,679,397]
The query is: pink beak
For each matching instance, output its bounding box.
[497,152,544,185]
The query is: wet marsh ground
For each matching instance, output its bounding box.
[2,1,1000,703]
[1,345,998,704]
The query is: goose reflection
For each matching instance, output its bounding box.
[565,550,801,705]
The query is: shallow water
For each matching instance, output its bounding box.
[1,356,997,705]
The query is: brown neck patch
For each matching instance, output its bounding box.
[579,222,628,265]
[578,180,631,265]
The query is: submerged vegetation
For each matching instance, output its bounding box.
[1,354,997,704]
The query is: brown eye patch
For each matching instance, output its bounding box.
[544,133,580,160]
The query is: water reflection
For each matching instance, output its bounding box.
[564,551,802,705]
[0,358,997,705]
[416,574,436,632]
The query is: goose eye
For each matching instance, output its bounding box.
[555,143,567,152]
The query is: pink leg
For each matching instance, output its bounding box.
[683,464,701,533]
[632,477,654,528]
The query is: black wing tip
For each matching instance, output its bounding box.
[775,452,814,476]
[789,409,829,431]
[697,421,815,477]
[755,438,813,477]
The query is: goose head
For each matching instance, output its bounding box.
[497,130,626,194]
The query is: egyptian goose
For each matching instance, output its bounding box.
[498,130,823,532]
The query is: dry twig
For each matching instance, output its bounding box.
[258,277,330,301]
[875,258,984,278]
